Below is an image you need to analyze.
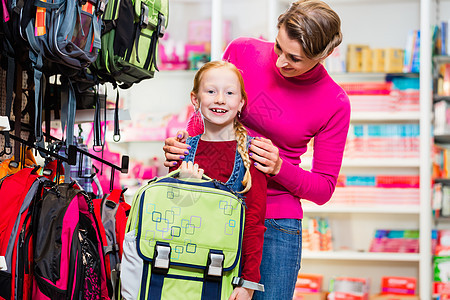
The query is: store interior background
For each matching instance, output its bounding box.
[72,0,450,298]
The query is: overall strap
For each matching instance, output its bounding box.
[225,136,254,193]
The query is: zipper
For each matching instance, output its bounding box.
[17,213,32,299]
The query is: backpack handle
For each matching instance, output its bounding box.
[166,168,213,182]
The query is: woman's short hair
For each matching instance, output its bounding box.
[277,0,343,60]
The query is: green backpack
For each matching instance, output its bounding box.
[93,0,169,88]
[120,170,245,300]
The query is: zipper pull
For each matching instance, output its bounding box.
[19,228,25,246]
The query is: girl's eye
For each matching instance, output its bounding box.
[207,90,215,94]
[226,91,234,95]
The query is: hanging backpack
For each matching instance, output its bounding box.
[92,188,131,299]
[20,0,105,145]
[0,167,49,300]
[92,0,169,88]
[32,182,110,299]
[120,169,245,300]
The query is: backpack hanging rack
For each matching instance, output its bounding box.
[0,131,129,174]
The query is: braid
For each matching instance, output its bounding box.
[234,119,252,194]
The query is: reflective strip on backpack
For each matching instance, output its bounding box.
[35,2,46,36]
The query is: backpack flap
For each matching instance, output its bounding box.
[112,0,168,87]
[135,176,244,274]
[53,0,102,69]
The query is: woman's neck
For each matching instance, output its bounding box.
[201,123,236,141]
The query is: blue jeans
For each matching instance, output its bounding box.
[253,219,302,300]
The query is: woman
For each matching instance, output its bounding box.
[163,1,350,299]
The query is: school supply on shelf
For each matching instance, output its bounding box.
[369,230,420,253]
[295,273,324,293]
[380,276,416,295]
[339,80,420,113]
[346,123,420,158]
[120,169,261,299]
[328,277,370,300]
[302,217,333,252]
[435,100,450,135]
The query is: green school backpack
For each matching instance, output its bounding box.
[93,0,168,88]
[120,170,245,300]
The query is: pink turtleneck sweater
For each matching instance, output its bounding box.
[222,37,351,219]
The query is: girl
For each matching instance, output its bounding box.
[170,61,267,300]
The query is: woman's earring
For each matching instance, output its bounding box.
[237,111,241,118]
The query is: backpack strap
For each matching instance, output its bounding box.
[2,55,15,156]
[144,242,171,300]
[201,249,224,300]
[60,77,76,150]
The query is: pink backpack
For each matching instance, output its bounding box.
[32,183,109,299]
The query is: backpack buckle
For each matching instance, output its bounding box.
[204,251,224,281]
[140,3,149,27]
[152,243,171,275]
[96,0,106,15]
[158,14,166,38]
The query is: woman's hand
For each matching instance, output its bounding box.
[228,287,254,300]
[178,161,204,179]
[249,137,283,175]
[163,130,190,167]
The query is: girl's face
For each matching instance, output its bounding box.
[274,25,321,77]
[191,67,245,135]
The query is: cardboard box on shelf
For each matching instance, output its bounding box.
[384,48,404,73]
[296,273,323,293]
[293,291,327,300]
[361,48,373,72]
[347,44,369,72]
[380,276,416,295]
[370,294,419,300]
[372,49,385,73]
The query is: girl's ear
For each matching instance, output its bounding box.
[238,98,245,112]
[191,92,200,110]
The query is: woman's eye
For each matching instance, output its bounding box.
[290,56,301,63]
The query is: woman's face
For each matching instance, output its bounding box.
[274,25,321,77]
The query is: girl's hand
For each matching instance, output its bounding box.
[178,161,204,179]
[249,137,283,175]
[163,130,190,168]
[228,287,254,300]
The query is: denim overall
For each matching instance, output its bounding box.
[183,135,248,194]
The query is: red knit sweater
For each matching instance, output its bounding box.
[170,139,267,283]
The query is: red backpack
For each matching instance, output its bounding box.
[0,167,49,300]
[93,189,130,299]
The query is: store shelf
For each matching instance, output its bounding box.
[303,204,420,214]
[350,111,420,122]
[302,251,420,262]
[300,157,420,168]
